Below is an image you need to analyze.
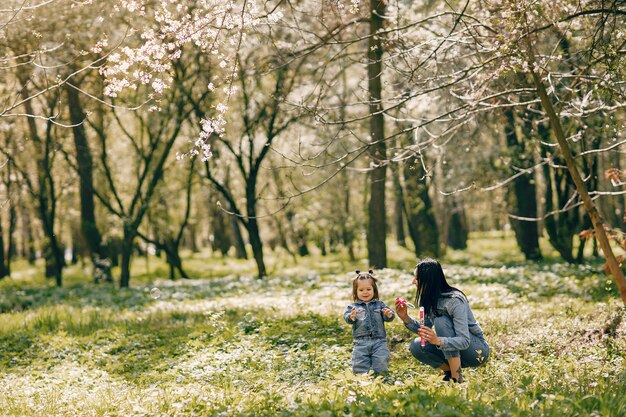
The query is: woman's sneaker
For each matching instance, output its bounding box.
[451,370,464,383]
[444,370,464,383]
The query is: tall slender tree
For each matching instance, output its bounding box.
[65,81,113,282]
[367,0,388,268]
[502,107,542,260]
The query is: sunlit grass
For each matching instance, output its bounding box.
[0,234,625,416]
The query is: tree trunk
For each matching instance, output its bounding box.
[0,218,8,278]
[66,84,113,283]
[22,207,36,264]
[223,173,248,260]
[120,226,136,288]
[298,239,311,257]
[392,161,407,247]
[7,206,16,266]
[447,199,468,250]
[241,169,267,278]
[530,61,626,305]
[319,238,327,257]
[168,250,175,280]
[231,212,248,259]
[366,0,388,269]
[576,215,593,262]
[37,123,63,284]
[576,122,601,263]
[187,224,200,253]
[42,230,63,286]
[70,222,82,265]
[343,175,356,261]
[163,239,188,279]
[19,79,64,285]
[539,122,579,263]
[247,217,267,278]
[0,141,10,277]
[211,206,232,256]
[503,108,542,260]
[510,170,542,261]
[173,253,188,279]
[6,160,17,272]
[403,158,440,257]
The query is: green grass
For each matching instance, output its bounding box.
[0,234,625,416]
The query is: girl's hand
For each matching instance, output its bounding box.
[349,307,357,321]
[381,307,393,319]
[418,325,441,346]
[394,299,409,322]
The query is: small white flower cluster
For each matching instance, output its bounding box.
[350,0,361,14]
[331,0,361,13]
[90,37,109,54]
[103,0,276,160]
[103,0,271,97]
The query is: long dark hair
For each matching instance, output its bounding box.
[414,258,463,316]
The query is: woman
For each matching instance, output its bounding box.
[395,258,489,383]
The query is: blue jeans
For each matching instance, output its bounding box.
[352,337,390,374]
[409,315,489,368]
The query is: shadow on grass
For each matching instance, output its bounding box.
[0,333,40,369]
[0,272,306,313]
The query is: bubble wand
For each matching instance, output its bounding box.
[395,297,416,309]
[419,306,426,346]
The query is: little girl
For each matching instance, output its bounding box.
[343,270,395,375]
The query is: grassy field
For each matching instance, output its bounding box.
[0,234,625,416]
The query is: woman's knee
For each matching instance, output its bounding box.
[461,342,490,367]
[408,338,423,358]
[409,338,443,367]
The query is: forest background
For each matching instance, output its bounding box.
[0,0,625,416]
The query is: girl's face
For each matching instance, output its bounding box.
[356,278,375,302]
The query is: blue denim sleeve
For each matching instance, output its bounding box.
[344,305,356,324]
[404,317,421,334]
[438,299,471,352]
[380,301,395,322]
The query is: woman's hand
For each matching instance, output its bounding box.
[418,325,441,346]
[394,299,410,323]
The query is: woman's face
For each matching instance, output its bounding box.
[412,270,418,287]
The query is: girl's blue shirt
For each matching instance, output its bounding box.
[344,299,395,339]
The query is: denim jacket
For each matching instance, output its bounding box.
[404,291,485,353]
[344,299,395,339]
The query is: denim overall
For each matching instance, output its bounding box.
[344,299,395,374]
